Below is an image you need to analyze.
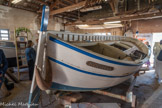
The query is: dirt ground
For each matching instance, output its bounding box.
[0,68,160,108]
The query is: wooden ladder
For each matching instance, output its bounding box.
[14,30,28,80]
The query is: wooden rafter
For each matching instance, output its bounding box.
[58,1,68,7]
[50,1,86,15]
[50,0,59,9]
[62,12,78,18]
[75,0,78,3]
[64,0,74,4]
[108,0,119,14]
[50,0,71,9]
[66,11,162,25]
[12,5,37,12]
[35,0,48,5]
[26,2,40,9]
[8,0,13,6]
[54,15,77,21]
[48,0,54,2]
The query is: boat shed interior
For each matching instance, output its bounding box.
[0,0,162,108]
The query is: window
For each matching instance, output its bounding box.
[0,29,10,40]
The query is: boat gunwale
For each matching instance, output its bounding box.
[47,33,148,66]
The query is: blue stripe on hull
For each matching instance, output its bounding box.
[48,57,134,78]
[51,82,108,91]
[49,36,141,66]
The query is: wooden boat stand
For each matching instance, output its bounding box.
[38,65,150,108]
[40,73,140,108]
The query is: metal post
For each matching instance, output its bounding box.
[28,5,49,108]
[95,36,97,41]
[82,35,84,41]
[78,35,80,41]
[86,36,88,41]
[62,34,64,40]
[72,35,74,41]
[67,34,70,42]
[92,36,94,41]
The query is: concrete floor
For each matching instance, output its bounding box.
[0,68,161,108]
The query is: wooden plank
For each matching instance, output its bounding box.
[61,12,78,19]
[35,0,48,5]
[59,1,68,7]
[64,0,74,4]
[132,95,136,108]
[50,0,59,9]
[67,34,70,41]
[50,1,86,15]
[8,0,13,6]
[19,65,28,69]
[6,69,19,83]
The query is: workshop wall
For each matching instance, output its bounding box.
[0,5,65,42]
[131,18,162,34]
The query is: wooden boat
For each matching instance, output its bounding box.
[0,41,17,67]
[35,32,150,91]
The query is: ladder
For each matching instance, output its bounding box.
[14,28,29,80]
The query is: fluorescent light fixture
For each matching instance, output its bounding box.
[80,6,102,12]
[83,26,104,29]
[104,24,123,28]
[12,0,22,4]
[76,24,123,29]
[76,24,89,28]
[104,21,121,24]
[76,25,104,29]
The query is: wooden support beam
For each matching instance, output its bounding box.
[26,2,40,9]
[108,0,119,14]
[48,0,54,2]
[58,1,68,7]
[109,1,115,13]
[65,0,74,4]
[66,12,162,25]
[54,15,77,21]
[12,5,37,12]
[8,0,13,6]
[75,0,78,3]
[50,1,86,15]
[35,0,48,5]
[61,12,78,19]
[50,0,59,9]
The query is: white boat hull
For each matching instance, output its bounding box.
[47,35,142,91]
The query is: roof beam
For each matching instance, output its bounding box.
[54,15,76,21]
[62,12,78,19]
[26,2,40,9]
[58,1,68,7]
[35,0,48,5]
[66,12,162,25]
[50,1,86,15]
[50,0,59,9]
[64,0,74,4]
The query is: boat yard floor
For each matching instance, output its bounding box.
[0,68,161,108]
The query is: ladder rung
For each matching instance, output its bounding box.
[19,59,27,62]
[18,48,26,50]
[16,41,27,43]
[16,36,28,38]
[19,65,28,68]
[18,53,26,55]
